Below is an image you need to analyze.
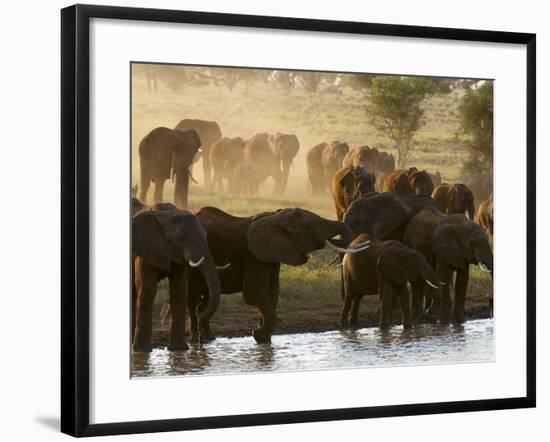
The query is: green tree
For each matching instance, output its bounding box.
[368,76,437,167]
[458,81,493,175]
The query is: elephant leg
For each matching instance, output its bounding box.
[252,299,277,344]
[244,267,277,343]
[168,264,189,351]
[187,295,199,343]
[349,296,362,329]
[210,171,222,193]
[410,280,424,323]
[398,284,411,329]
[340,266,354,328]
[269,264,280,311]
[153,178,165,204]
[436,262,453,324]
[379,278,394,330]
[132,259,158,352]
[453,266,470,323]
[139,174,151,203]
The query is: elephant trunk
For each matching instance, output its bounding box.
[475,245,493,274]
[196,254,222,322]
[327,221,355,248]
[277,159,292,195]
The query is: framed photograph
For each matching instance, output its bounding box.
[61,4,536,437]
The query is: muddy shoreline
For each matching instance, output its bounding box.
[150,298,492,348]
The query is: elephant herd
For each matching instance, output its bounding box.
[137,120,301,210]
[132,118,495,353]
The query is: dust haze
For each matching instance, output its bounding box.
[131,63,471,217]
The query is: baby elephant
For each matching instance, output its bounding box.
[341,234,440,330]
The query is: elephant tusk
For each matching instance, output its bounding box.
[325,240,370,254]
[425,279,439,289]
[351,239,371,249]
[188,168,199,184]
[478,262,492,273]
[215,263,231,270]
[188,256,205,267]
[170,169,175,187]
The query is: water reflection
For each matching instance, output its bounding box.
[132,319,494,378]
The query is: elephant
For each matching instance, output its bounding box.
[321,141,350,188]
[384,168,434,195]
[209,136,246,193]
[174,119,222,189]
[477,194,493,236]
[242,133,282,195]
[187,206,371,343]
[384,168,415,194]
[343,146,396,176]
[138,127,202,209]
[403,207,493,323]
[343,192,439,240]
[306,142,328,196]
[409,170,434,195]
[131,204,224,352]
[432,183,476,220]
[341,233,441,330]
[268,133,300,195]
[378,151,396,173]
[232,162,264,195]
[342,146,376,173]
[331,165,376,220]
[305,141,350,196]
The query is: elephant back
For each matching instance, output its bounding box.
[195,206,253,258]
[174,119,222,149]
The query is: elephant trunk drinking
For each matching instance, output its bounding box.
[193,254,222,322]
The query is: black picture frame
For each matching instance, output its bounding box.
[61,4,536,437]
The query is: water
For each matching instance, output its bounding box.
[131,318,494,378]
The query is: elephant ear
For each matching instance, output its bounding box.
[432,224,467,269]
[247,210,307,266]
[377,246,407,286]
[132,211,171,272]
